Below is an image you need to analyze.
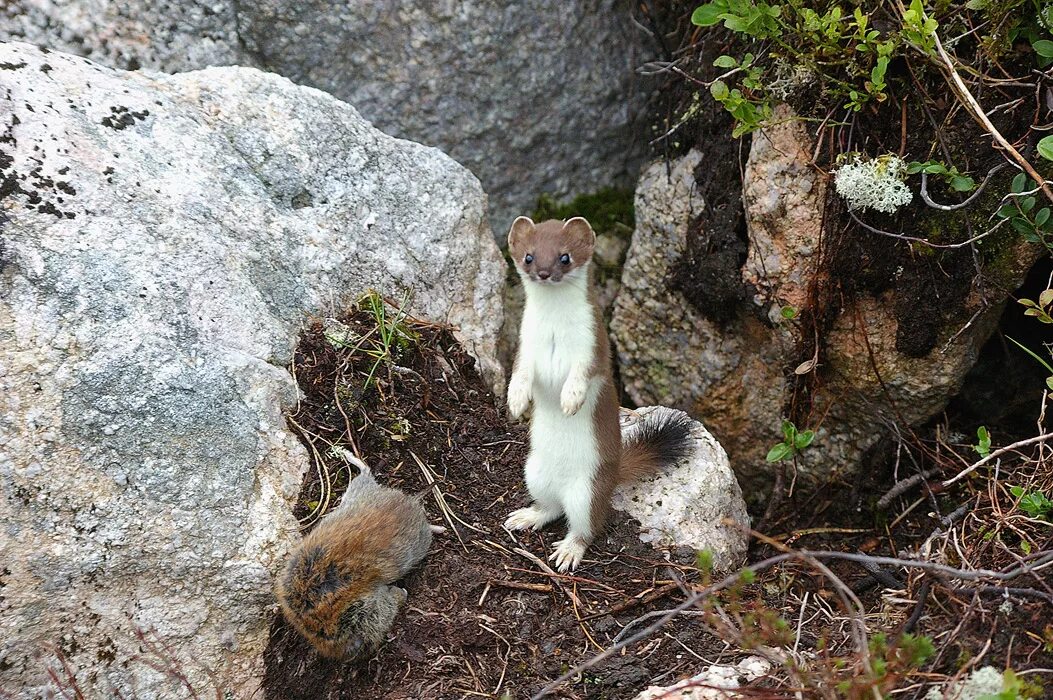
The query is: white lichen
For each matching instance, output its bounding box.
[924,666,1007,700]
[834,153,914,214]
[766,60,816,101]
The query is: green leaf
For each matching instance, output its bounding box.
[1040,288,1053,307]
[710,80,730,101]
[1018,298,1039,307]
[1012,172,1028,193]
[781,419,796,443]
[713,54,738,68]
[1037,208,1052,228]
[766,442,792,462]
[996,203,1017,219]
[795,430,815,449]
[1047,375,1053,390]
[1034,40,1053,58]
[1011,217,1035,234]
[1021,196,1037,213]
[691,1,727,26]
[906,161,925,174]
[1039,135,1053,161]
[950,175,976,192]
[975,426,991,456]
[781,305,798,319]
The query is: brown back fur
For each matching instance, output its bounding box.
[276,488,430,658]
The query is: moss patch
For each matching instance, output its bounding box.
[531,186,634,235]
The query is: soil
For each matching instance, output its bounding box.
[260,303,731,700]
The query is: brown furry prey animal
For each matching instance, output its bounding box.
[276,454,442,659]
[504,216,694,571]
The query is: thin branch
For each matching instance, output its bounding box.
[877,469,942,510]
[848,209,1009,249]
[919,163,1008,211]
[942,433,1053,486]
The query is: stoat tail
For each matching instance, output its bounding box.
[617,410,694,484]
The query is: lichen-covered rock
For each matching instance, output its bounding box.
[741,106,824,310]
[612,113,1035,494]
[0,0,648,233]
[613,407,749,568]
[0,41,502,697]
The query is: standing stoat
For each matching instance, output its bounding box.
[503,216,693,572]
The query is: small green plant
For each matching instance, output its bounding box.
[906,160,977,192]
[1017,288,1053,324]
[691,0,902,132]
[780,304,799,320]
[996,172,1053,250]
[359,290,419,390]
[696,548,715,580]
[900,0,939,55]
[1009,486,1053,520]
[710,52,772,137]
[974,426,992,457]
[767,419,815,462]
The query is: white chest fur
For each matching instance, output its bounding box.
[519,268,596,396]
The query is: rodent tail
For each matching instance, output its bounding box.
[617,410,694,485]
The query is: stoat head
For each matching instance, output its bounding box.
[507,216,595,286]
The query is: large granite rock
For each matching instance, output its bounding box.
[611,150,788,496]
[0,0,649,233]
[612,114,1035,495]
[613,406,749,568]
[0,41,503,697]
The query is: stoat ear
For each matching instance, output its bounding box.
[562,217,596,246]
[508,216,535,248]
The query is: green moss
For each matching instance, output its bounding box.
[531,187,635,235]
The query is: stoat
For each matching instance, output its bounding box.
[503,216,693,572]
[276,455,440,659]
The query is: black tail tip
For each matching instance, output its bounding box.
[635,409,695,465]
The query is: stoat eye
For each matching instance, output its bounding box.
[524,254,534,264]
[560,253,571,265]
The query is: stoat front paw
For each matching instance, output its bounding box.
[560,376,588,416]
[504,506,550,531]
[549,536,588,572]
[507,375,531,419]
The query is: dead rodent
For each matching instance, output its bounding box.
[276,454,439,659]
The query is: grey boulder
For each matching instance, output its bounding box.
[0,0,650,234]
[0,41,503,697]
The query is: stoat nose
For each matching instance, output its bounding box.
[537,270,551,280]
